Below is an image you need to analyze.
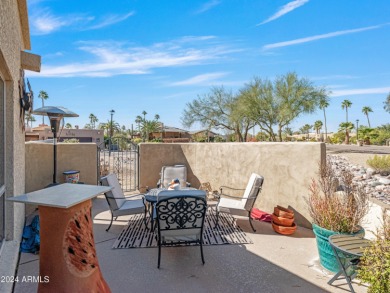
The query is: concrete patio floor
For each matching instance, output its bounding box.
[13,195,368,293]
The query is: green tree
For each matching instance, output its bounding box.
[341,99,352,123]
[89,113,98,129]
[65,123,72,129]
[239,73,327,141]
[182,86,254,142]
[313,120,323,140]
[274,73,326,141]
[362,106,373,128]
[238,78,278,141]
[339,122,354,144]
[319,97,330,142]
[38,90,49,125]
[384,92,390,113]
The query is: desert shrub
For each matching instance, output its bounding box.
[358,210,390,293]
[329,132,345,144]
[370,127,390,145]
[349,136,357,144]
[366,155,390,173]
[62,138,79,143]
[214,136,225,142]
[162,138,190,143]
[306,158,369,233]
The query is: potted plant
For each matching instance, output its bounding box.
[357,209,390,293]
[307,157,369,272]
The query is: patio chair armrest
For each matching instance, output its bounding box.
[124,194,145,199]
[217,193,257,203]
[219,186,245,195]
[218,193,243,200]
[219,186,245,191]
[125,194,145,205]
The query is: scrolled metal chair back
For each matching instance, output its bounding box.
[156,195,207,234]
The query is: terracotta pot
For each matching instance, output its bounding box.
[271,213,294,226]
[272,221,297,235]
[273,205,294,219]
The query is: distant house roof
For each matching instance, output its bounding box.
[189,129,219,135]
[159,126,189,133]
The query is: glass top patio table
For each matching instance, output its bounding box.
[144,187,197,203]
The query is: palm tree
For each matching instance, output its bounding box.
[339,122,354,144]
[361,106,373,128]
[384,92,390,113]
[341,99,352,123]
[142,120,160,141]
[313,120,323,141]
[98,122,108,136]
[319,97,329,142]
[89,113,98,129]
[341,99,352,143]
[142,110,147,121]
[25,113,36,129]
[38,90,49,125]
[300,124,312,140]
[135,115,143,137]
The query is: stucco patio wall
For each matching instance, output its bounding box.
[25,142,98,193]
[139,142,326,229]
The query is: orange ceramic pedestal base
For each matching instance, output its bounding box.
[38,200,110,293]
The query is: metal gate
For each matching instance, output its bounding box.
[98,137,139,191]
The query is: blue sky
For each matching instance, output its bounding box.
[26,0,390,133]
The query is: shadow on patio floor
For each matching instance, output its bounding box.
[14,195,368,293]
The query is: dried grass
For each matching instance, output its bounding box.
[307,158,369,233]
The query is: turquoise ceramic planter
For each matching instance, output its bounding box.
[312,223,365,272]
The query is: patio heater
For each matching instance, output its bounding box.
[32,106,79,186]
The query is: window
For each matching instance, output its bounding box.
[0,75,5,245]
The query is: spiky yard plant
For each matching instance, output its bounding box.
[307,158,369,233]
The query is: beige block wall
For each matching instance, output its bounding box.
[25,142,98,193]
[140,142,325,228]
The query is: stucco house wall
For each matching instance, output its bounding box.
[0,1,41,290]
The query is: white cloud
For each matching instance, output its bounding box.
[257,0,309,26]
[86,12,135,30]
[27,37,236,78]
[195,0,222,14]
[331,87,390,97]
[30,10,68,34]
[170,72,230,86]
[30,8,134,34]
[262,24,386,51]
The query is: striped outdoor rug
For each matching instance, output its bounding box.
[112,208,253,248]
